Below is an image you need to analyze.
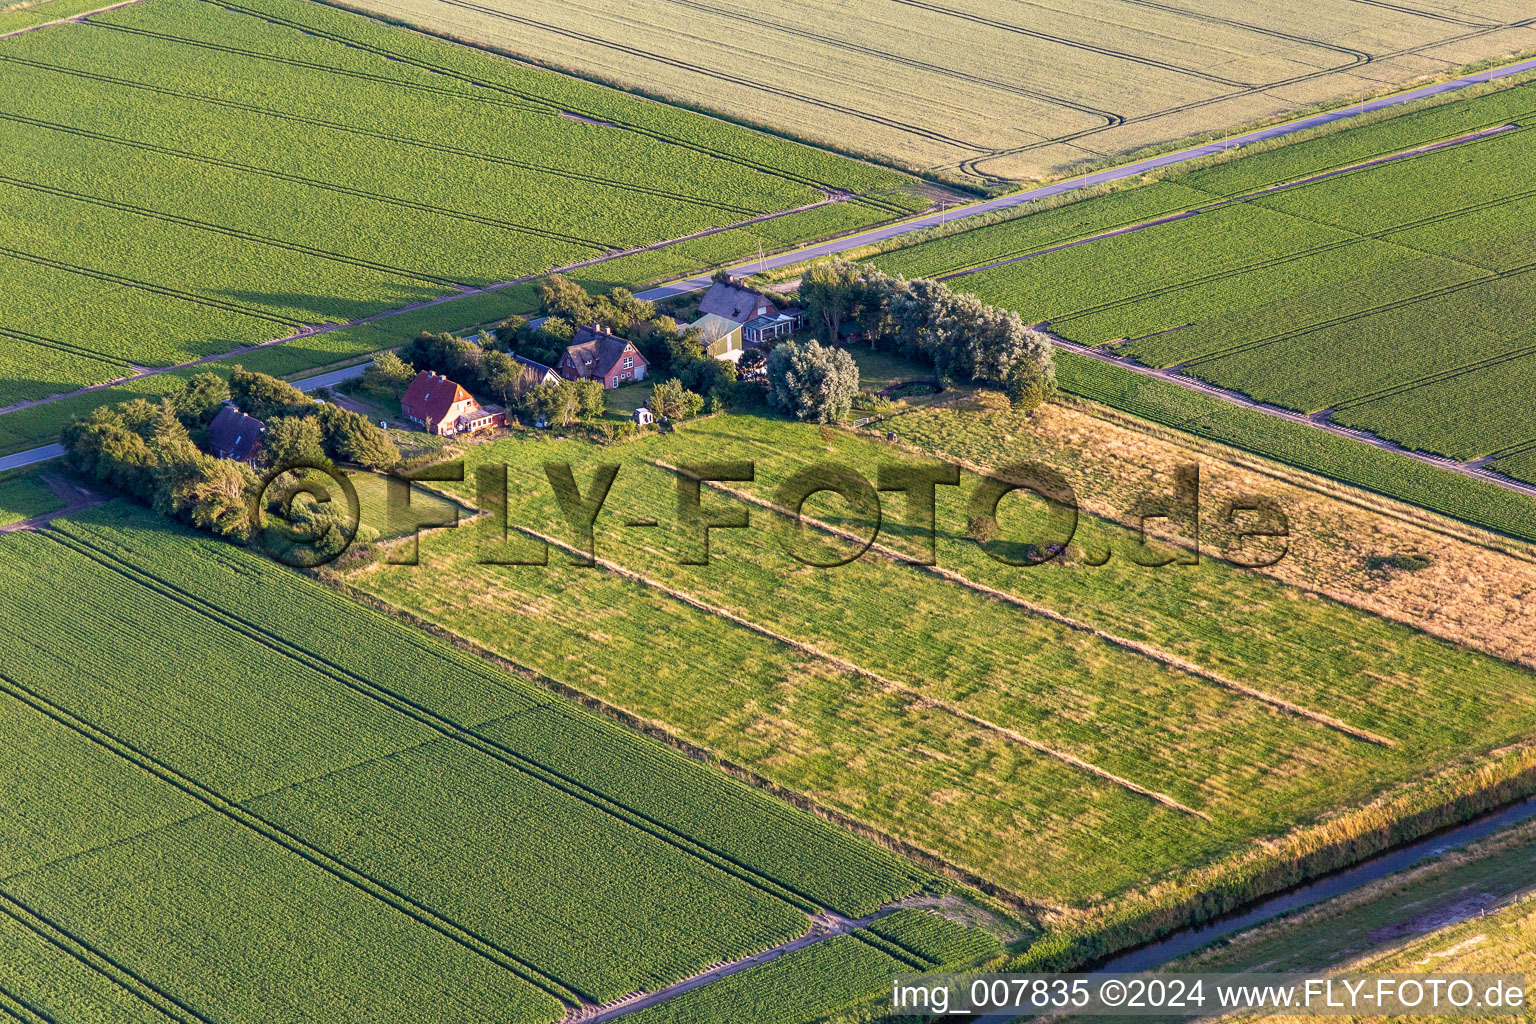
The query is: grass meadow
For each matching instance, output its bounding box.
[344,413,1536,920]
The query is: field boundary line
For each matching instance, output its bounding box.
[511,522,1208,819]
[41,526,843,922]
[654,461,1396,749]
[0,666,590,1007]
[0,887,209,1024]
[0,0,141,39]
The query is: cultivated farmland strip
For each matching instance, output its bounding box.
[0,669,589,1006]
[0,53,768,218]
[43,528,843,918]
[0,985,54,1024]
[0,246,300,328]
[0,889,206,1024]
[0,176,467,289]
[208,0,916,215]
[0,110,613,251]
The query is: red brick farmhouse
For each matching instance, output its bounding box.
[400,371,505,436]
[559,325,648,389]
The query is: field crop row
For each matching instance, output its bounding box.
[877,80,1536,473]
[0,502,923,1017]
[0,0,917,407]
[331,0,1534,180]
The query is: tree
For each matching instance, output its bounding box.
[521,382,579,428]
[1004,349,1058,410]
[231,366,311,420]
[678,357,737,412]
[314,404,399,469]
[262,416,329,471]
[647,378,704,421]
[186,457,257,541]
[798,259,861,340]
[571,379,606,421]
[479,349,524,408]
[173,372,230,428]
[765,340,860,424]
[361,351,416,397]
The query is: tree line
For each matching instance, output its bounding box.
[61,368,399,543]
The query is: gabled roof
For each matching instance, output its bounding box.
[698,281,779,325]
[403,371,473,424]
[689,313,742,343]
[207,404,264,462]
[513,355,563,389]
[563,325,643,378]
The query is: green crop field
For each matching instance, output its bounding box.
[0,469,60,525]
[330,0,1536,183]
[0,501,928,1020]
[0,0,919,412]
[873,80,1536,488]
[344,415,1536,919]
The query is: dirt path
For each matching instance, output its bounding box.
[0,0,141,39]
[0,472,102,534]
[572,899,927,1023]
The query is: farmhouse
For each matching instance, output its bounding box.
[691,279,804,356]
[559,325,648,389]
[207,404,265,465]
[401,370,506,436]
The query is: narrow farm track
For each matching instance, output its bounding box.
[654,462,1397,749]
[511,525,1207,818]
[42,528,849,924]
[209,0,914,217]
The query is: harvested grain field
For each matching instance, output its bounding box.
[333,0,1536,182]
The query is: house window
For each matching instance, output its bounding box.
[610,377,618,387]
[623,357,633,369]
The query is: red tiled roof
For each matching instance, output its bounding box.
[402,371,473,425]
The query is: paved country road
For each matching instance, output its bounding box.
[4,53,1535,475]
